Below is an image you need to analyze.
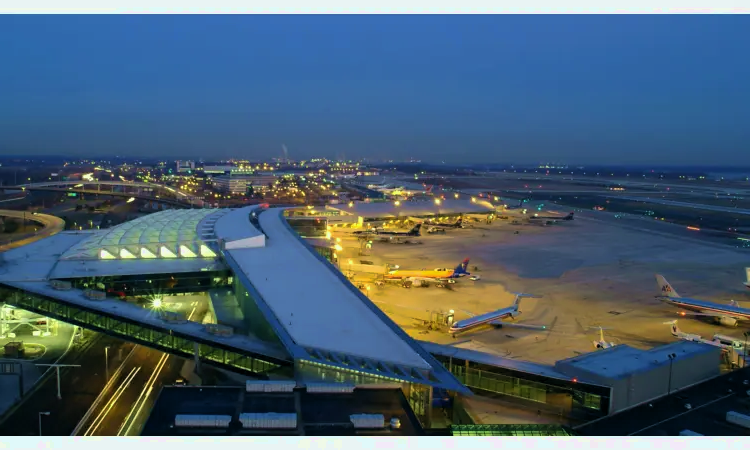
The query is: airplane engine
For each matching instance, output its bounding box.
[718,317,738,327]
[593,341,602,349]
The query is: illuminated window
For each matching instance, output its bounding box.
[180,245,197,258]
[99,249,116,260]
[140,247,157,258]
[160,246,177,258]
[199,245,216,258]
[120,248,136,259]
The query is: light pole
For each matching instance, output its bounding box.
[38,411,50,436]
[667,353,677,397]
[105,346,111,382]
[35,363,81,400]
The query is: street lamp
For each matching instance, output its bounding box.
[667,353,677,397]
[104,346,111,382]
[38,411,50,436]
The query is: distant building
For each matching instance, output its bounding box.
[213,172,277,194]
[176,160,195,173]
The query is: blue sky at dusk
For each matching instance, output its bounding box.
[0,15,748,165]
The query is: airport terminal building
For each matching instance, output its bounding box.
[0,201,728,431]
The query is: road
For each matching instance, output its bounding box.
[0,209,65,252]
[0,332,134,436]
[73,301,204,436]
[72,344,183,436]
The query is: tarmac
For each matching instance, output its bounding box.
[334,207,750,367]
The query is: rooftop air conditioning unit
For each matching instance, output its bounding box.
[83,290,106,301]
[49,280,72,291]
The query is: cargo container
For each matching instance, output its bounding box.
[174,414,231,428]
[306,383,355,394]
[350,414,385,429]
[239,413,297,429]
[726,411,750,429]
[245,380,296,393]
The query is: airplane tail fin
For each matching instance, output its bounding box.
[565,212,575,220]
[663,320,679,336]
[454,258,470,274]
[655,274,681,298]
[410,223,422,235]
[455,217,463,227]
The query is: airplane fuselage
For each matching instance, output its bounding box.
[449,307,514,334]
[385,269,456,280]
[663,296,750,322]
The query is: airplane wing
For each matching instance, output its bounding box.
[489,320,548,331]
[675,311,745,320]
[407,277,454,283]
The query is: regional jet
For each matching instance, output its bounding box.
[591,326,615,349]
[528,212,575,224]
[655,274,750,327]
[448,293,545,336]
[663,320,741,352]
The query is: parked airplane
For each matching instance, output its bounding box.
[655,274,750,327]
[744,267,750,289]
[528,212,575,223]
[385,258,470,284]
[663,320,742,352]
[591,327,615,349]
[424,217,464,229]
[448,293,545,336]
[353,223,422,237]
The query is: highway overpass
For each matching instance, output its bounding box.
[2,181,204,208]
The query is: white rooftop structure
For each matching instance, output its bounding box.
[329,198,496,219]
[221,207,431,371]
[0,206,466,392]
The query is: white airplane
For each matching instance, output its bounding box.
[744,267,750,289]
[591,326,615,349]
[655,274,750,327]
[449,293,546,336]
[663,320,739,352]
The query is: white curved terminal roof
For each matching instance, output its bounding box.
[61,209,219,261]
[220,206,432,371]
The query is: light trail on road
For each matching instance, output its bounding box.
[84,366,141,436]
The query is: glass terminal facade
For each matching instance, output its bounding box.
[450,424,573,436]
[431,354,610,421]
[0,286,285,376]
[63,271,232,298]
[286,217,328,238]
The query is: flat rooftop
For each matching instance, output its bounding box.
[555,341,720,380]
[141,385,423,436]
[575,367,750,436]
[221,207,431,371]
